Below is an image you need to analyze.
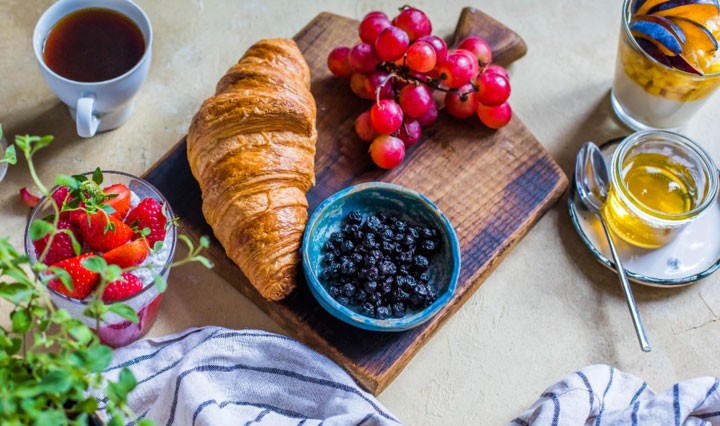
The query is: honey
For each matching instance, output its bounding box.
[601,132,718,249]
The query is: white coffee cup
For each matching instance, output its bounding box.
[33,0,153,138]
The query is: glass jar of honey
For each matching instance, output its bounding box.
[602,131,718,248]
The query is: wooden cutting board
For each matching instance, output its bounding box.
[143,8,568,395]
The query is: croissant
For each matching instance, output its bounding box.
[187,38,316,301]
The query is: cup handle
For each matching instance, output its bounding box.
[76,96,100,138]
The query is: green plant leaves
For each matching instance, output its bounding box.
[0,283,32,304]
[81,256,107,274]
[1,144,17,165]
[10,308,31,333]
[86,345,113,373]
[38,370,73,394]
[68,320,93,345]
[92,167,103,185]
[28,220,52,242]
[153,275,167,292]
[108,303,139,323]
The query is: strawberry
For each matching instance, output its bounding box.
[32,218,82,266]
[47,253,100,299]
[51,186,74,221]
[102,273,143,302]
[103,184,131,220]
[125,198,168,245]
[102,239,150,268]
[77,211,133,252]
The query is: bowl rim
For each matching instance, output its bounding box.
[302,182,460,331]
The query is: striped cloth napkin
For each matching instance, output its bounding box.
[98,326,401,426]
[512,364,720,426]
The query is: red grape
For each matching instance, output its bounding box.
[359,14,391,44]
[437,51,477,88]
[416,102,438,127]
[369,135,406,169]
[406,41,437,73]
[348,43,380,74]
[416,35,448,63]
[350,73,373,99]
[477,102,512,129]
[453,49,480,80]
[327,47,353,77]
[484,64,509,81]
[398,84,433,118]
[366,72,394,100]
[375,26,410,62]
[444,84,479,119]
[393,7,432,41]
[458,36,493,66]
[370,99,404,134]
[364,11,387,20]
[476,72,511,106]
[355,111,377,142]
[398,119,422,147]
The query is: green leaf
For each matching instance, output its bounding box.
[81,256,107,273]
[199,235,210,248]
[55,173,76,188]
[142,227,152,237]
[48,266,72,291]
[6,337,22,355]
[29,220,53,241]
[138,419,156,426]
[1,144,16,165]
[197,256,214,269]
[101,204,117,215]
[153,274,167,292]
[11,308,31,333]
[109,303,139,323]
[86,345,113,372]
[73,397,98,414]
[118,368,138,393]
[152,240,164,252]
[68,320,93,344]
[108,416,124,426]
[14,134,29,151]
[38,369,72,393]
[33,408,66,426]
[0,282,32,304]
[72,174,88,183]
[92,167,103,185]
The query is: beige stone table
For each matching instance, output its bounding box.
[2,0,720,424]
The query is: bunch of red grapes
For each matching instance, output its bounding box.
[327,6,513,169]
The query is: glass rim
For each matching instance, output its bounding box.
[24,170,177,306]
[621,0,720,79]
[611,130,720,222]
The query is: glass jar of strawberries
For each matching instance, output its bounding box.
[24,170,177,348]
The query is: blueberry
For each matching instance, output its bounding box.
[380,279,393,295]
[327,263,341,277]
[352,253,363,264]
[347,210,363,224]
[373,292,383,306]
[370,249,384,260]
[354,289,368,303]
[394,220,407,233]
[337,296,350,305]
[323,241,335,252]
[364,255,377,267]
[363,233,377,249]
[381,240,396,254]
[364,215,382,233]
[403,234,416,247]
[381,228,394,241]
[419,272,430,282]
[342,283,356,297]
[363,280,378,293]
[394,233,405,242]
[420,239,437,253]
[323,253,336,266]
[330,232,343,245]
[398,265,411,275]
[426,285,437,302]
[390,288,409,303]
[366,266,379,281]
[397,275,416,290]
[420,227,434,239]
[378,260,397,276]
[397,251,413,265]
[377,212,388,222]
[360,302,375,317]
[321,270,332,281]
[353,230,365,241]
[408,227,420,240]
[340,259,356,276]
[409,293,424,307]
[414,283,428,297]
[340,240,354,253]
[392,303,406,318]
[376,306,390,320]
[328,286,341,297]
[413,255,429,270]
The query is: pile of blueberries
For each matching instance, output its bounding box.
[321,210,441,319]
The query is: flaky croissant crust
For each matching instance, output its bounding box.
[187,38,316,301]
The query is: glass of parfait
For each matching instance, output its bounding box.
[24,171,177,348]
[611,0,720,130]
[602,130,718,248]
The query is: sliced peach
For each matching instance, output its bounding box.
[634,0,669,15]
[648,0,720,22]
[670,16,718,52]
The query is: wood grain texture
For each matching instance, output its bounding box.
[452,7,528,66]
[143,8,567,395]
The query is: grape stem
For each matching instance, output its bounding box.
[377,62,479,102]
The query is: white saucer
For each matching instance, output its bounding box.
[568,139,720,287]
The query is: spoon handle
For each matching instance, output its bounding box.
[599,218,652,352]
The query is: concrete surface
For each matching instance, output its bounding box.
[1,0,719,424]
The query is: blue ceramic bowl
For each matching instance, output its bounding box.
[302,182,460,332]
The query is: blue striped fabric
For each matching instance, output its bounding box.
[512,365,720,425]
[97,327,401,426]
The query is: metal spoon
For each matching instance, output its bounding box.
[575,142,651,352]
